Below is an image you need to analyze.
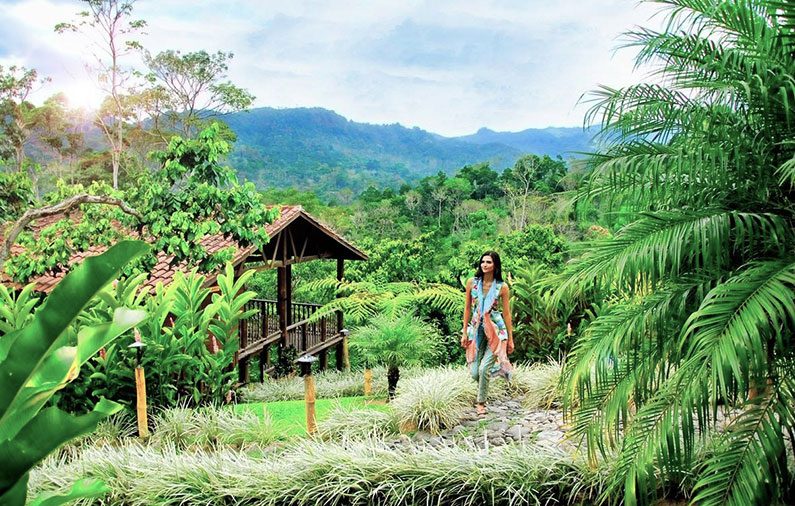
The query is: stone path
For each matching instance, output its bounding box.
[389,396,573,450]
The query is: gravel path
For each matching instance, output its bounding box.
[389,396,574,450]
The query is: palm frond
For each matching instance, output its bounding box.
[556,210,787,298]
[691,370,795,506]
[682,258,795,398]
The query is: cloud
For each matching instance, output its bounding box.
[0,0,661,135]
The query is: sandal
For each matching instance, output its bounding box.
[476,404,487,416]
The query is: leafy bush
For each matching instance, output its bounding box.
[391,367,473,434]
[60,263,256,411]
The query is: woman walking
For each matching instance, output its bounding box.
[461,251,514,416]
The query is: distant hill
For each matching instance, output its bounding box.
[223,108,593,197]
[454,126,595,155]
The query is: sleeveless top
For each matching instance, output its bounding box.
[465,277,514,379]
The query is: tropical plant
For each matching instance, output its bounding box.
[307,278,464,326]
[0,240,149,505]
[0,283,40,337]
[561,2,795,505]
[349,314,440,399]
[60,263,256,410]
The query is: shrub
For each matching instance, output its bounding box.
[390,367,473,434]
[150,405,277,450]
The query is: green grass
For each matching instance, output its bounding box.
[234,396,390,436]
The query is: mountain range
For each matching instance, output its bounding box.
[223,107,594,196]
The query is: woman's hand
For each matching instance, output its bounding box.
[460,328,469,348]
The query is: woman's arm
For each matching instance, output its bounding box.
[461,278,473,346]
[501,284,514,353]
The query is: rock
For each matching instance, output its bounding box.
[488,422,509,433]
[489,436,506,446]
[449,425,465,436]
[536,430,564,444]
[413,431,432,442]
[507,425,523,441]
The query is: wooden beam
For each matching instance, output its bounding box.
[336,258,344,371]
[277,265,288,354]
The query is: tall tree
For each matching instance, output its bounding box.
[560,2,795,505]
[56,0,147,189]
[143,49,255,138]
[0,65,43,175]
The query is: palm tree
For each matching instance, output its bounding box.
[560,2,795,505]
[350,314,438,400]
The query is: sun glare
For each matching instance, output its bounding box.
[62,83,104,112]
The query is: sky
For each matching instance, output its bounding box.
[0,0,661,137]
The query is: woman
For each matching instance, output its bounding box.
[461,251,514,416]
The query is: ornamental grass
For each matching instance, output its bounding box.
[31,439,605,506]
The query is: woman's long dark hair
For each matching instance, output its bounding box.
[474,251,503,282]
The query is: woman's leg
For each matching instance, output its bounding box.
[477,346,497,405]
[470,326,487,381]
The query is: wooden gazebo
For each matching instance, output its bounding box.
[1,204,367,383]
[234,205,368,382]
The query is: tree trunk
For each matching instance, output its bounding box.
[387,365,400,401]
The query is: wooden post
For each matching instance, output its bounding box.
[277,264,288,353]
[335,258,346,371]
[318,317,328,370]
[239,314,249,384]
[134,366,149,439]
[363,368,372,396]
[305,374,317,434]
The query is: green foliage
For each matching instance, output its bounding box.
[350,314,439,370]
[60,263,257,411]
[308,278,464,329]
[143,49,255,138]
[0,283,40,336]
[0,241,149,506]
[0,171,33,220]
[6,123,277,284]
[509,263,578,363]
[562,2,795,505]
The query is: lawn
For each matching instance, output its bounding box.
[234,396,389,436]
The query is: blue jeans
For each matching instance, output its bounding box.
[469,326,497,404]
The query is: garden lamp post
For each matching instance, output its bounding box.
[340,328,350,372]
[297,354,319,434]
[128,330,148,439]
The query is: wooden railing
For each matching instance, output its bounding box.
[238,299,341,361]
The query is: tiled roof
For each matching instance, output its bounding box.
[1,204,364,294]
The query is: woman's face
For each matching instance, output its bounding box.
[480,255,494,274]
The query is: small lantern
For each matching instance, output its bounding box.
[128,340,146,366]
[297,354,318,376]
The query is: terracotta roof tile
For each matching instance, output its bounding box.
[1,205,365,294]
